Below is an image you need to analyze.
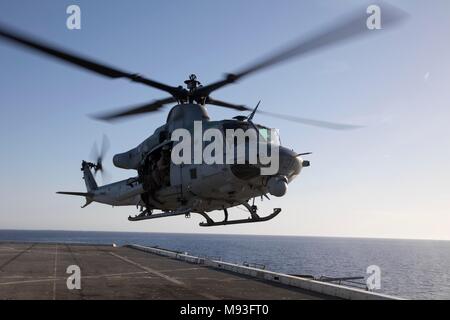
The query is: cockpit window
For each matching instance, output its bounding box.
[258,127,269,141]
[222,121,281,145]
[257,125,281,146]
[222,121,251,131]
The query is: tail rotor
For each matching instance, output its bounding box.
[90,134,110,183]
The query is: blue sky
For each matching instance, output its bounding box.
[0,0,449,239]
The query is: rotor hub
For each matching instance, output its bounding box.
[184,74,201,91]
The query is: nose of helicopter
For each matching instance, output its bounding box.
[265,147,304,197]
[277,146,302,180]
[229,145,307,186]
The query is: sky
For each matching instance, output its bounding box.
[0,0,449,240]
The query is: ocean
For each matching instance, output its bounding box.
[0,230,449,299]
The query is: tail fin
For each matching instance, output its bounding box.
[81,160,98,192]
[56,161,97,208]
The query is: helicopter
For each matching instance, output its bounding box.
[0,4,407,226]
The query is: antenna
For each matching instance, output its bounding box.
[248,100,261,121]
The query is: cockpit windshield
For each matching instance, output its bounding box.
[257,125,281,146]
[222,121,281,145]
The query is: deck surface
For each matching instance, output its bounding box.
[0,243,332,300]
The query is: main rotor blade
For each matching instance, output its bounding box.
[0,23,180,96]
[207,99,361,130]
[257,111,362,130]
[205,97,249,111]
[91,96,176,122]
[195,3,408,97]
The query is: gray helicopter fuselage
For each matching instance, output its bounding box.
[90,178,143,207]
[113,104,210,170]
[85,104,304,213]
[156,146,302,213]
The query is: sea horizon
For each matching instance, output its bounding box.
[1,228,449,243]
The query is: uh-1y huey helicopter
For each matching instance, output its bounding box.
[0,4,406,226]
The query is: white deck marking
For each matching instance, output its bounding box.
[160,267,204,273]
[109,252,184,285]
[109,252,219,299]
[0,271,150,286]
[52,244,58,300]
[0,247,21,251]
[0,278,60,286]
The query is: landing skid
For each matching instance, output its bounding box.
[199,208,281,227]
[127,204,281,227]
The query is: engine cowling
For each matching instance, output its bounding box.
[113,150,141,170]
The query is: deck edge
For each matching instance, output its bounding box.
[127,243,403,300]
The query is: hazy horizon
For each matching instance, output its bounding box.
[1,228,449,242]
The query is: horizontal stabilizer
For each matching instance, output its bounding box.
[56,191,93,197]
[57,191,94,208]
